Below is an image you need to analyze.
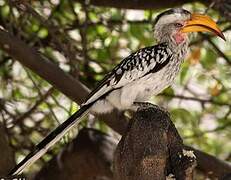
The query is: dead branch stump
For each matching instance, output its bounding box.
[114,105,196,180]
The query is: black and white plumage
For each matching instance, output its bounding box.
[10,8,225,175]
[87,42,182,113]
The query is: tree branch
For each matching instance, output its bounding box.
[160,92,231,107]
[114,104,196,180]
[0,28,128,134]
[0,29,89,103]
[188,146,231,179]
[206,37,231,66]
[77,0,196,10]
[13,88,54,125]
[77,0,231,23]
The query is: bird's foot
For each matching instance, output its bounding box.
[133,102,169,115]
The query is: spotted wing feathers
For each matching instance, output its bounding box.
[83,43,172,106]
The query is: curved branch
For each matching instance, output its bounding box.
[0,29,128,134]
[77,0,196,10]
[188,146,231,179]
[77,0,231,23]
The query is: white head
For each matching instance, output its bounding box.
[154,8,225,46]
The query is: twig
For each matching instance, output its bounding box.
[160,93,231,107]
[13,88,54,125]
[11,1,81,66]
[204,1,216,14]
[25,69,60,123]
[65,19,150,31]
[205,35,231,66]
[185,120,231,139]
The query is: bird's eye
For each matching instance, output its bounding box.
[174,23,183,27]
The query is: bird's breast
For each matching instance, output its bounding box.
[136,56,184,101]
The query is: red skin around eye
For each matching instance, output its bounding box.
[174,32,186,44]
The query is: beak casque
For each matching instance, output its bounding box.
[181,13,226,41]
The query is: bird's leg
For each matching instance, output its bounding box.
[133,102,169,115]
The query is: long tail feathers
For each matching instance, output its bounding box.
[9,104,91,176]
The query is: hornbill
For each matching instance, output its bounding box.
[9,8,225,175]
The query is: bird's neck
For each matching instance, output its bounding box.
[161,38,189,61]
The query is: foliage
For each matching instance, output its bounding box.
[0,0,230,176]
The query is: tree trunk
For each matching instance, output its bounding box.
[114,104,196,180]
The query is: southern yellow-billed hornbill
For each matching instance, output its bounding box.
[10,8,225,175]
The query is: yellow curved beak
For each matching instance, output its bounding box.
[181,13,226,41]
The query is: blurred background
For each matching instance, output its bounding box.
[0,0,231,179]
